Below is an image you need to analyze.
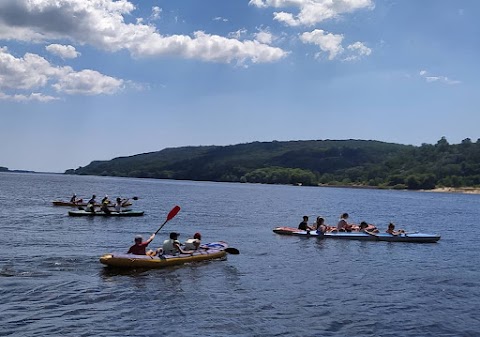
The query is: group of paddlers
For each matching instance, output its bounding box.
[70,194,132,214]
[298,213,406,236]
[127,232,203,256]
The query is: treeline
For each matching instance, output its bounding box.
[67,137,480,190]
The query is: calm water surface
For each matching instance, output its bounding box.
[0,172,479,336]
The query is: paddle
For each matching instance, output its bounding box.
[225,247,240,254]
[154,205,181,235]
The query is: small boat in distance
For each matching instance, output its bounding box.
[53,200,133,207]
[68,210,144,217]
[273,226,441,243]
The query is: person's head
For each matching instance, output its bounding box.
[116,197,121,202]
[303,216,309,221]
[194,232,202,240]
[388,223,395,230]
[316,217,324,225]
[359,221,368,229]
[341,213,349,219]
[134,235,143,243]
[92,194,96,199]
[170,232,179,240]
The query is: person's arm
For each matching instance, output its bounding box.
[174,242,194,254]
[145,233,155,244]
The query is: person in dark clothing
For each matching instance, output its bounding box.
[298,216,313,230]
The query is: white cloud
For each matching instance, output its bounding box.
[45,44,80,59]
[344,41,371,61]
[151,6,162,20]
[250,0,374,27]
[213,16,228,22]
[300,29,344,60]
[300,29,371,61]
[52,69,124,95]
[228,29,248,40]
[254,30,273,44]
[0,0,287,64]
[0,47,124,100]
[0,91,58,102]
[419,70,461,85]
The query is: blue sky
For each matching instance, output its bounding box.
[1,0,479,172]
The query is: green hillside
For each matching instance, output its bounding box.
[67,137,480,190]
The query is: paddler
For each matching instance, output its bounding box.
[127,233,156,255]
[162,232,194,255]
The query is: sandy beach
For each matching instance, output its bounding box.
[422,187,480,194]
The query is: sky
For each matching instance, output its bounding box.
[1,0,479,172]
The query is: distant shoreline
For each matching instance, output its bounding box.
[421,187,480,195]
[317,183,480,195]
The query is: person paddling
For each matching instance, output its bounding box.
[86,195,97,213]
[127,233,156,255]
[337,213,354,232]
[386,223,405,236]
[298,216,313,231]
[70,193,79,204]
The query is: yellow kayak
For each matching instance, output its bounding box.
[100,241,237,269]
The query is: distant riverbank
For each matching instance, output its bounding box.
[422,187,480,194]
[318,183,480,195]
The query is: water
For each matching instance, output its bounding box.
[0,172,479,337]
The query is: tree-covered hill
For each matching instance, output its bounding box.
[66,137,480,190]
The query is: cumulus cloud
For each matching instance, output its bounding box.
[52,69,124,95]
[300,29,371,61]
[300,29,344,60]
[0,0,287,64]
[254,30,273,44]
[0,47,124,101]
[45,44,80,59]
[419,70,461,85]
[249,0,374,27]
[0,91,58,102]
[344,41,371,61]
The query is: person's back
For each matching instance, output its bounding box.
[298,216,310,230]
[86,195,96,212]
[114,198,123,212]
[337,213,351,231]
[163,232,181,255]
[184,232,202,250]
[101,201,111,214]
[127,233,155,255]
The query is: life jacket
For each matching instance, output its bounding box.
[184,238,200,250]
[162,239,180,255]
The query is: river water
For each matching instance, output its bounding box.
[0,172,479,337]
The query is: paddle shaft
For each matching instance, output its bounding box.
[154,205,181,235]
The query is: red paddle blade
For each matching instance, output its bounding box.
[166,205,181,221]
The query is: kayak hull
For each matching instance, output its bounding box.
[68,210,144,217]
[273,226,440,243]
[100,242,230,269]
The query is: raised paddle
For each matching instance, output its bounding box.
[154,205,181,235]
